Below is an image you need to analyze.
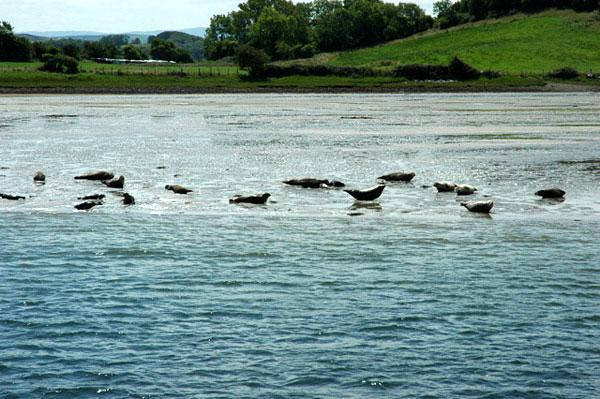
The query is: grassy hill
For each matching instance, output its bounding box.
[325,10,600,73]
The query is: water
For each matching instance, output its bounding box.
[1,93,599,398]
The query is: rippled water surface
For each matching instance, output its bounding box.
[1,93,599,398]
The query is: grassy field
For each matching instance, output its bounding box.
[0,61,242,77]
[328,10,600,73]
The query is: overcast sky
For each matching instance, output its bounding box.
[1,0,435,33]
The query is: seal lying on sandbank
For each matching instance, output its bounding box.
[102,176,124,189]
[283,178,345,189]
[74,201,102,210]
[0,193,26,201]
[535,188,565,199]
[74,171,114,181]
[165,185,193,194]
[434,181,457,192]
[122,193,135,205]
[230,193,271,204]
[377,171,416,182]
[456,184,477,196]
[344,185,386,201]
[33,171,46,183]
[78,194,105,201]
[461,200,494,213]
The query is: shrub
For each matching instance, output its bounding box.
[393,57,483,81]
[481,69,501,79]
[548,67,579,79]
[393,64,450,80]
[237,44,270,78]
[263,64,378,78]
[39,54,79,74]
[448,56,480,80]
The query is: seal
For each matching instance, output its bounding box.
[456,184,477,196]
[535,188,565,199]
[102,176,124,189]
[165,184,193,194]
[377,171,416,182]
[461,200,494,213]
[344,185,386,201]
[74,171,114,181]
[122,193,135,205]
[283,178,345,189]
[78,194,105,201]
[33,171,46,183]
[229,193,271,204]
[434,181,457,192]
[74,201,102,210]
[0,193,26,201]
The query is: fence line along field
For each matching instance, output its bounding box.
[0,61,242,77]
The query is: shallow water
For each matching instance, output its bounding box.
[1,93,599,398]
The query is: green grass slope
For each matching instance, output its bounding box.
[328,10,600,73]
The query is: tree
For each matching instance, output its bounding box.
[99,34,130,46]
[62,43,81,60]
[250,7,298,58]
[150,39,193,63]
[83,41,119,59]
[123,45,145,60]
[433,0,453,17]
[0,21,33,61]
[237,44,270,77]
[313,4,355,51]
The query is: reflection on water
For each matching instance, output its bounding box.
[0,93,599,398]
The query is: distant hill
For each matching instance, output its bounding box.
[21,30,105,38]
[322,10,600,73]
[17,27,206,43]
[179,28,206,37]
[156,31,205,61]
[17,34,47,42]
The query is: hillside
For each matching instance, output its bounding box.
[325,10,600,73]
[156,31,204,60]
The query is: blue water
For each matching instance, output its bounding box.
[1,94,599,398]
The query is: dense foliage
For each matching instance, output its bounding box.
[39,53,79,74]
[204,0,433,61]
[6,29,196,63]
[0,22,32,61]
[149,38,194,63]
[434,0,600,28]
[393,57,481,80]
[237,44,270,77]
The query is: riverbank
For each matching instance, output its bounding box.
[1,83,599,94]
[2,76,599,95]
[2,61,600,94]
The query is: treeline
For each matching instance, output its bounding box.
[434,0,600,28]
[204,0,433,61]
[1,24,196,65]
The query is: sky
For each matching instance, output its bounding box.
[0,0,435,33]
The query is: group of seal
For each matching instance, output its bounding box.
[71,171,133,210]
[0,168,568,215]
[282,171,567,215]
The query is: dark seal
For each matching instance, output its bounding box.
[344,185,386,201]
[229,193,271,204]
[74,171,114,181]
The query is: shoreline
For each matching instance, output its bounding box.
[1,82,599,95]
